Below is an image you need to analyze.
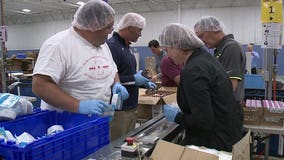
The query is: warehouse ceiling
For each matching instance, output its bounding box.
[3,0,261,25]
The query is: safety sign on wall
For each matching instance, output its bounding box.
[261,23,282,49]
[261,0,283,23]
[0,26,7,42]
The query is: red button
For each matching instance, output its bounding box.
[125,137,134,145]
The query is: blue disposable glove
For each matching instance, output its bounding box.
[134,70,149,86]
[112,82,129,101]
[78,100,110,115]
[146,82,157,89]
[163,104,181,122]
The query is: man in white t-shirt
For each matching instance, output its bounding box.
[32,0,129,115]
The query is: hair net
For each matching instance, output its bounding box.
[72,0,115,32]
[159,23,204,51]
[194,16,225,32]
[117,12,146,30]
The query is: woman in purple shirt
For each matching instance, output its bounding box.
[160,55,183,87]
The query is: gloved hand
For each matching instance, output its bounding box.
[78,100,110,115]
[163,104,181,122]
[134,70,150,86]
[146,82,157,89]
[112,82,129,101]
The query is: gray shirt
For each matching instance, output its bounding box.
[154,50,167,73]
[214,34,246,102]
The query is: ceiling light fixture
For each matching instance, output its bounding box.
[76,1,85,6]
[22,9,31,12]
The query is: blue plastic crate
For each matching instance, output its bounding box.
[16,54,27,59]
[0,111,109,160]
[244,74,265,89]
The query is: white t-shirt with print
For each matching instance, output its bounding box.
[33,27,117,111]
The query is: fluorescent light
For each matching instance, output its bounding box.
[76,1,85,6]
[22,9,31,12]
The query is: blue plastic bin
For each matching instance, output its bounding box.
[16,54,27,59]
[0,110,109,160]
[244,74,265,89]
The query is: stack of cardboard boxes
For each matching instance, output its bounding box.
[243,99,263,125]
[244,99,284,127]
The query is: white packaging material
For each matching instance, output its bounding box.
[111,94,122,110]
[5,130,17,142]
[0,93,34,120]
[47,125,64,135]
[103,105,115,121]
[16,132,35,144]
[0,109,17,120]
[186,145,232,160]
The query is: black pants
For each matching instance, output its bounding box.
[251,67,257,74]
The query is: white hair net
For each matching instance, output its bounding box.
[194,16,225,32]
[72,0,115,32]
[159,23,204,51]
[117,12,146,30]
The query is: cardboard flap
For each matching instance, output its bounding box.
[138,96,162,105]
[159,87,177,92]
[232,130,251,160]
[151,140,184,160]
[163,93,177,104]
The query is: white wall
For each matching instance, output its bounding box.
[7,20,71,50]
[7,6,264,50]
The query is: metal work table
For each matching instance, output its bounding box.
[244,124,284,160]
[244,125,284,135]
[83,114,182,160]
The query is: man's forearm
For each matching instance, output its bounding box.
[32,75,79,112]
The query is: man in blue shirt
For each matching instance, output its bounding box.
[106,12,156,140]
[148,40,167,82]
[247,44,259,74]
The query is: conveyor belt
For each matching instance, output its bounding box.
[83,114,182,160]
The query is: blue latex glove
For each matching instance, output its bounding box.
[112,82,129,101]
[163,104,181,122]
[146,82,157,89]
[134,70,149,86]
[78,100,110,115]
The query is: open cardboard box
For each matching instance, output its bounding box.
[137,87,177,119]
[151,130,251,160]
[138,87,177,105]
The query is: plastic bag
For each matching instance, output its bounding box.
[0,93,34,120]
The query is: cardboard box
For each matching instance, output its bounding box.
[151,130,251,160]
[260,116,284,127]
[243,99,263,125]
[243,99,263,116]
[243,115,261,125]
[138,88,177,105]
[262,100,284,118]
[137,88,177,120]
[137,104,162,120]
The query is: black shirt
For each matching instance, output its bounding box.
[175,48,241,152]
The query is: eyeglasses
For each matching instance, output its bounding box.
[129,26,142,35]
[195,31,206,39]
[105,25,114,31]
